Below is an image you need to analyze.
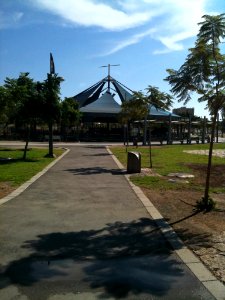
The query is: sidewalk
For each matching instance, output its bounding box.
[0,145,224,299]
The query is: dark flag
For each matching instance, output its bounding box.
[50,52,55,74]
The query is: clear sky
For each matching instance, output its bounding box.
[0,0,224,118]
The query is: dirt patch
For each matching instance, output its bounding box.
[140,160,225,284]
[185,164,225,188]
[0,182,16,199]
[142,188,225,284]
[184,149,225,158]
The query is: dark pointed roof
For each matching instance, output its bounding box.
[73,80,106,107]
[111,78,133,102]
[73,76,133,108]
[73,76,180,118]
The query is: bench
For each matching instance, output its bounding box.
[188,136,200,144]
[44,135,61,141]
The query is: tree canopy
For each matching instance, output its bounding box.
[61,97,81,128]
[165,14,225,114]
[120,86,173,124]
[165,13,225,209]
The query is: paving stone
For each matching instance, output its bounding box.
[187,262,216,281]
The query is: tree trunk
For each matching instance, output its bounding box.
[203,113,217,202]
[23,125,30,160]
[48,121,54,157]
[202,116,206,143]
[124,124,129,152]
[187,114,192,144]
[167,114,172,144]
[143,115,147,146]
[216,113,219,143]
[127,122,130,146]
[123,125,126,146]
[149,123,152,168]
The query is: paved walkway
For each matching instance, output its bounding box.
[0,145,224,299]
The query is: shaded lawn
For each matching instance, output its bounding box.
[0,148,64,186]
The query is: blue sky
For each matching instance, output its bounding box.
[0,0,224,118]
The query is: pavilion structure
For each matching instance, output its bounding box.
[72,65,180,142]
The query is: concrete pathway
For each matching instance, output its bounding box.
[0,145,224,299]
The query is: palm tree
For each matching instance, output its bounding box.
[145,86,173,168]
[43,73,64,157]
[3,73,40,160]
[165,14,225,210]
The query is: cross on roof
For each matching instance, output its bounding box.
[100,64,120,92]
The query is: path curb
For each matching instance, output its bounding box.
[107,146,225,300]
[0,148,70,206]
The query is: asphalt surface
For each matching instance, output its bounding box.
[0,145,217,299]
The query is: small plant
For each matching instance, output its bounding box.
[196,197,216,212]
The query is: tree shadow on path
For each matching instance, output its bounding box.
[64,167,126,175]
[0,218,191,299]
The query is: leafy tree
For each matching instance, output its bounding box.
[16,73,39,159]
[42,73,64,157]
[2,73,41,159]
[165,14,225,210]
[120,91,148,124]
[120,87,173,167]
[2,75,25,128]
[119,91,148,148]
[0,86,9,129]
[61,97,82,140]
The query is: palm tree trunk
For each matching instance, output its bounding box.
[149,123,152,168]
[48,121,54,157]
[143,115,147,146]
[124,123,129,152]
[123,125,126,146]
[204,113,217,202]
[127,123,129,147]
[216,113,219,143]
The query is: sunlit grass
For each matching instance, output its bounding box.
[111,143,225,175]
[0,148,64,186]
[110,143,225,192]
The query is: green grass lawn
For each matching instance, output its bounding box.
[0,147,64,186]
[110,143,225,192]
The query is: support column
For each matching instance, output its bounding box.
[167,113,172,144]
[187,114,192,144]
[143,115,147,146]
[202,116,206,144]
